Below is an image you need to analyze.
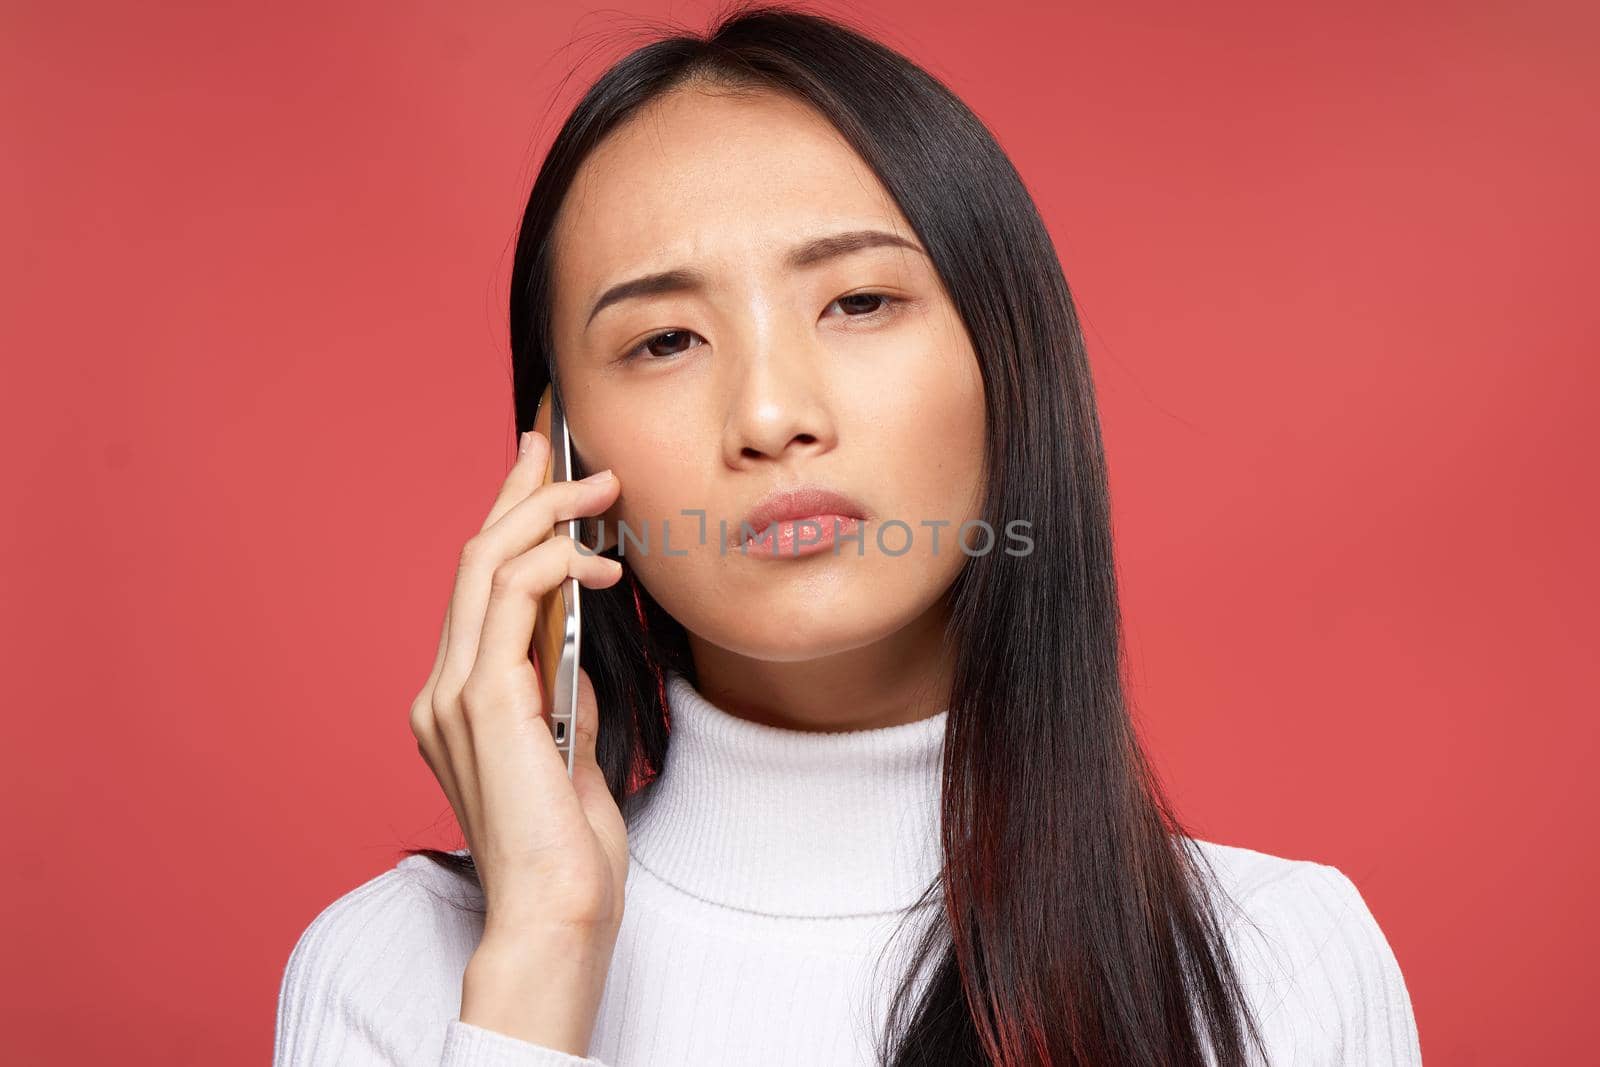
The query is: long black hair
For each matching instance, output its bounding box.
[406,4,1266,1064]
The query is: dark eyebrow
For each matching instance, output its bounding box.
[583,228,925,329]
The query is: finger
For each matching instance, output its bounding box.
[407,531,472,810]
[435,475,621,854]
[462,538,623,860]
[413,576,453,722]
[411,597,464,827]
[428,431,553,844]
[412,721,466,845]
[420,552,460,702]
[457,659,563,869]
[438,474,621,698]
[429,671,484,854]
[480,430,551,533]
[473,534,623,683]
[572,666,601,773]
[568,666,610,815]
[486,471,621,552]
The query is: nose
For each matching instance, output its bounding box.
[720,318,838,469]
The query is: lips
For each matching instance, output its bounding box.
[738,485,868,546]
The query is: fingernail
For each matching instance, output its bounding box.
[581,468,613,484]
[518,431,533,456]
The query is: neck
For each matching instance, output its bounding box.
[685,603,955,732]
[624,668,950,918]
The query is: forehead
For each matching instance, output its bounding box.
[549,87,912,306]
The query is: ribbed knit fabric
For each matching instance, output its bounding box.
[274,668,1422,1065]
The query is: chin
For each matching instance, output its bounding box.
[645,554,946,661]
[699,597,914,664]
[704,627,893,665]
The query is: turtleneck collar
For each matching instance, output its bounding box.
[623,667,949,919]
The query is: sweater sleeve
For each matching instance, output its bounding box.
[440,1021,606,1066]
[1231,861,1423,1066]
[273,864,611,1067]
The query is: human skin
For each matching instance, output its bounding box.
[434,81,991,1052]
[412,435,629,1053]
[548,83,989,732]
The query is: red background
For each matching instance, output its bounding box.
[4,1,1594,1062]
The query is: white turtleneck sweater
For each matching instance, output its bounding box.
[274,669,1422,1065]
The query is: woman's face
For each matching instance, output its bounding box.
[547,85,986,669]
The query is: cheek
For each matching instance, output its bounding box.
[569,392,701,531]
[605,452,673,532]
[599,434,713,547]
[865,338,987,525]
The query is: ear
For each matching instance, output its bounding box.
[532,382,554,439]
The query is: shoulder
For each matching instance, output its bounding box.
[274,852,487,1065]
[278,852,486,980]
[1180,836,1423,1065]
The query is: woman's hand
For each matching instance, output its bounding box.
[409,429,627,1053]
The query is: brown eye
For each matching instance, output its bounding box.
[625,329,703,362]
[833,293,894,316]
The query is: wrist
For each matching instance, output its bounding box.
[461,927,617,1056]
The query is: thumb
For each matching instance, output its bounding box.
[572,662,601,771]
[569,666,628,877]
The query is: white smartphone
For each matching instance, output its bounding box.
[531,381,582,777]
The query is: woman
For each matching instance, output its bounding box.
[274,5,1422,1065]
